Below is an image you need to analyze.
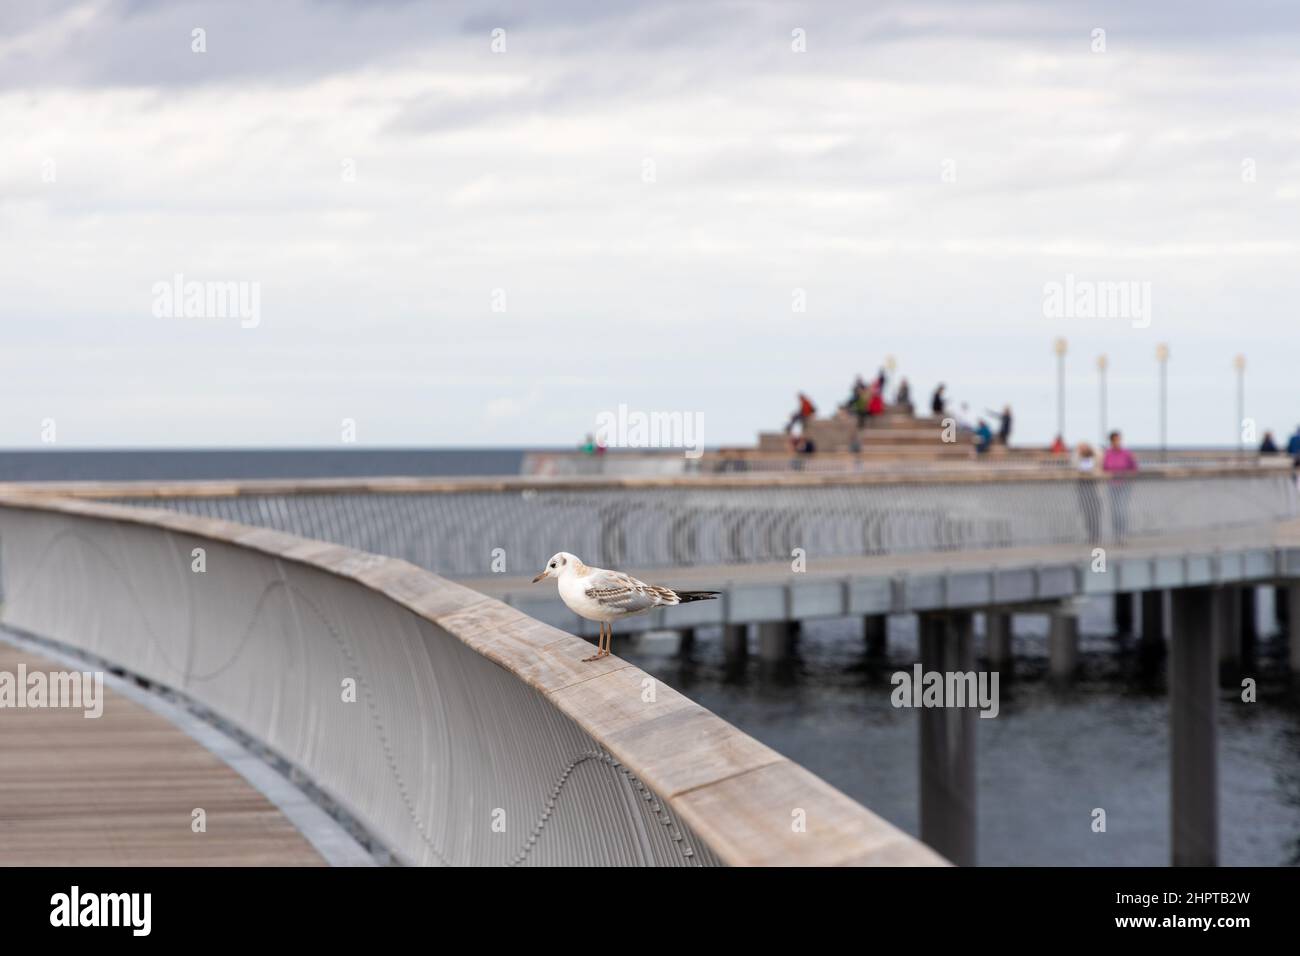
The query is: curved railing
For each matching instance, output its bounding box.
[25,465,1295,578]
[520,448,1269,477]
[0,494,939,867]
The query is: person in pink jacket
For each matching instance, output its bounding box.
[1101,430,1138,541]
[1102,431,1138,472]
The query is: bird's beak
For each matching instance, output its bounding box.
[532,570,548,583]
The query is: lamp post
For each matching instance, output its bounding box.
[1156,343,1170,462]
[1233,354,1246,455]
[1053,337,1067,441]
[1097,354,1108,445]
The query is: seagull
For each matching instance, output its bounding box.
[532,552,720,662]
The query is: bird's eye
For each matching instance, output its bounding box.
[550,562,556,568]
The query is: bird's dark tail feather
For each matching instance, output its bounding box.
[675,590,721,603]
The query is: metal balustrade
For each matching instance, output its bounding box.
[0,495,940,867]
[104,471,1297,579]
[520,450,1273,477]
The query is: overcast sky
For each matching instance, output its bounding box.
[3,0,1299,448]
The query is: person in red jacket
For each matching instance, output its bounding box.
[786,392,816,434]
[867,383,885,417]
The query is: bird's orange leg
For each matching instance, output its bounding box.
[583,622,605,662]
[602,622,613,658]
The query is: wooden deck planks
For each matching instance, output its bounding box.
[0,645,323,867]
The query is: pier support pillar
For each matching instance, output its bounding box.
[1213,587,1241,681]
[1141,590,1166,657]
[1275,585,1289,630]
[1239,586,1258,659]
[863,614,888,657]
[983,610,1012,673]
[757,621,795,663]
[1049,606,1080,682]
[1289,583,1300,677]
[1170,587,1219,867]
[722,624,748,667]
[1114,592,1135,638]
[677,628,696,658]
[919,611,976,867]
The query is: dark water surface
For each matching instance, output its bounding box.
[0,448,527,482]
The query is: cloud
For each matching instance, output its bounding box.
[2,0,1299,447]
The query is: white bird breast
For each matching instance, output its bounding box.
[558,574,624,622]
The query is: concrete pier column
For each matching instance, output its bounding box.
[1213,587,1241,680]
[983,610,1012,672]
[1141,590,1166,655]
[1289,582,1300,677]
[1169,587,1220,867]
[1239,586,1258,658]
[863,614,888,658]
[722,624,748,666]
[677,628,696,658]
[757,621,795,663]
[919,611,976,867]
[1049,607,1080,682]
[1114,592,1135,637]
[1275,585,1289,630]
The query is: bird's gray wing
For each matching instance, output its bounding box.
[584,569,679,614]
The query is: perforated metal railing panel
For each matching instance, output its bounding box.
[105,472,1297,578]
[0,497,942,867]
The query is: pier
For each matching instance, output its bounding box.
[2,458,1296,866]
[0,490,940,867]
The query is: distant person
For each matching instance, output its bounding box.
[1288,426,1300,466]
[931,384,946,416]
[581,433,597,456]
[1102,430,1137,541]
[875,367,888,395]
[841,375,867,412]
[1260,431,1278,454]
[1102,430,1138,473]
[842,376,869,427]
[974,419,993,454]
[786,392,816,434]
[895,378,911,407]
[786,431,817,470]
[853,383,870,427]
[985,405,1012,444]
[1073,443,1101,541]
[867,382,885,417]
[1050,434,1067,455]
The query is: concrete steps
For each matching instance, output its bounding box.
[760,407,977,454]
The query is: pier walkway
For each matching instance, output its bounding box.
[0,640,327,866]
[2,463,1296,867]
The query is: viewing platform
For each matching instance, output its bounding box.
[756,405,979,456]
